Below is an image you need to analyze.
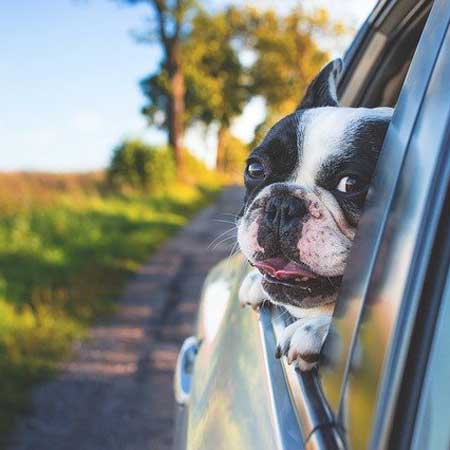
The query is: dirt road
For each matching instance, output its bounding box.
[8,186,243,450]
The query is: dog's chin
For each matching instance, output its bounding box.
[258,268,342,309]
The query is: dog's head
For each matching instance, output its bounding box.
[238,59,393,310]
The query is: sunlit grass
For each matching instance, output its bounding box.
[0,172,223,445]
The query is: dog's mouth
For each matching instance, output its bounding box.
[252,257,342,294]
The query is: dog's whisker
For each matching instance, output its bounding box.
[218,213,239,219]
[212,219,238,225]
[210,236,237,251]
[209,229,238,250]
[208,228,236,249]
[224,240,240,269]
[275,307,291,322]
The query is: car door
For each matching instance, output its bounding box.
[175,255,306,450]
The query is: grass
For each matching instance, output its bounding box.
[0,171,223,445]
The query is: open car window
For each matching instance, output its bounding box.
[339,0,433,108]
[262,0,450,448]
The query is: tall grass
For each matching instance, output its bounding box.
[0,171,222,444]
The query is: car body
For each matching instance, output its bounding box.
[173,0,450,448]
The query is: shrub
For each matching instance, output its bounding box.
[108,140,175,193]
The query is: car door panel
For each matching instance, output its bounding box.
[185,256,304,450]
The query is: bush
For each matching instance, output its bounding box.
[108,140,175,193]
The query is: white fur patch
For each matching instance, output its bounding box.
[238,269,266,309]
[284,301,334,319]
[294,107,393,188]
[277,315,333,371]
[237,217,264,258]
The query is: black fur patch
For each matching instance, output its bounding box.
[315,118,390,225]
[242,113,299,212]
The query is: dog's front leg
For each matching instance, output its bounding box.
[238,269,267,310]
[275,314,332,371]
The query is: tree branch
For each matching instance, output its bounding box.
[174,0,182,40]
[150,0,169,51]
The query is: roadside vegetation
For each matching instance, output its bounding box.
[0,145,226,443]
[1,1,349,445]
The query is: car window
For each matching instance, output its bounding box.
[339,0,433,108]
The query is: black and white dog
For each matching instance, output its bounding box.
[237,59,393,371]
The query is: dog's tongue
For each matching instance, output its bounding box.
[253,257,317,280]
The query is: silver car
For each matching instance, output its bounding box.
[174,0,450,448]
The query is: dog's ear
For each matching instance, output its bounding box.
[297,58,343,110]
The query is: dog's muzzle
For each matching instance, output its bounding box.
[263,194,307,238]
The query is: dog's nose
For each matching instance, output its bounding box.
[265,195,307,233]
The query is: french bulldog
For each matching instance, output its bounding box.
[237,59,393,371]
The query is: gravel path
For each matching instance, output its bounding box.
[8,186,243,450]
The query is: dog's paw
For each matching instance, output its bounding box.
[275,315,332,371]
[238,269,267,310]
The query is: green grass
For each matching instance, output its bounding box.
[0,175,222,444]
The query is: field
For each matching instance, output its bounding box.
[0,171,222,443]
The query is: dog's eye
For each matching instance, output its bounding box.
[336,175,365,193]
[246,161,265,180]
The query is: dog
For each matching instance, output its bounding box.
[237,59,393,371]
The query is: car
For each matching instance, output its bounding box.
[173,0,450,448]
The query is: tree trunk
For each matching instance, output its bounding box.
[167,44,185,175]
[168,68,185,172]
[216,124,228,172]
[149,0,185,175]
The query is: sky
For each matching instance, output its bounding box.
[0,0,377,172]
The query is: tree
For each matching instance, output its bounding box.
[121,0,196,173]
[120,2,346,171]
[182,7,249,171]
[243,7,346,146]
[108,139,175,192]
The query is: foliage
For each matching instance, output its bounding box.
[244,7,346,145]
[181,7,250,171]
[0,171,222,446]
[173,5,344,162]
[122,0,198,169]
[132,3,347,167]
[182,8,248,129]
[218,132,249,178]
[108,140,176,192]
